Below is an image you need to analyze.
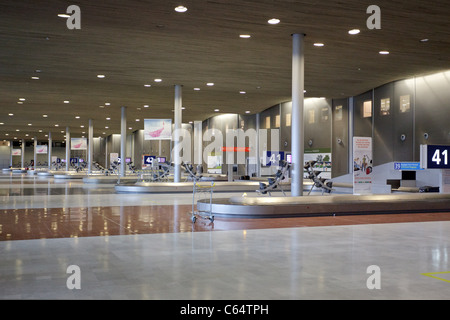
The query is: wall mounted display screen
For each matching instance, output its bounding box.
[144,119,172,140]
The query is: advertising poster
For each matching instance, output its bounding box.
[71,137,87,150]
[144,119,172,140]
[304,148,332,179]
[353,137,373,195]
[12,149,21,156]
[36,145,48,154]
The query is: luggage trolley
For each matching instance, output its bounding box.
[190,181,215,223]
[182,162,215,223]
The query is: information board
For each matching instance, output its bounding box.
[420,145,450,169]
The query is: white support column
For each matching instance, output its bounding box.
[48,132,52,170]
[88,119,93,174]
[33,137,37,170]
[9,140,13,167]
[66,127,70,171]
[120,106,127,177]
[291,33,305,196]
[21,139,25,168]
[174,84,182,182]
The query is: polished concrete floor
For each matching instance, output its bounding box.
[1,172,450,300]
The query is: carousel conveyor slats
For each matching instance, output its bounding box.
[196,193,450,218]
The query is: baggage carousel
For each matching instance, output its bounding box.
[197,193,450,218]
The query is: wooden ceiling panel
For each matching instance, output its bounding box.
[0,0,449,140]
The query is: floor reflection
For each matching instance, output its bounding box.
[1,205,450,241]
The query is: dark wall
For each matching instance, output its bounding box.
[332,98,349,177]
[415,72,450,159]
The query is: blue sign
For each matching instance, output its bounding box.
[394,162,423,170]
[426,145,450,169]
[143,155,156,165]
[265,151,285,166]
[70,158,78,164]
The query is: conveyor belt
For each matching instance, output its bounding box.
[197,193,450,218]
[114,181,294,193]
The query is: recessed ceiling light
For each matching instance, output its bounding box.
[8,113,13,116]
[154,78,162,82]
[143,105,149,108]
[105,102,111,106]
[240,91,246,94]
[97,74,105,78]
[0,123,4,125]
[105,126,109,129]
[245,111,251,114]
[17,101,23,104]
[64,100,70,103]
[80,125,85,128]
[144,84,151,87]
[28,123,32,126]
[136,119,140,122]
[128,127,132,130]
[75,116,80,119]
[106,117,111,120]
[31,76,39,80]
[16,129,20,132]
[19,98,26,101]
[348,29,360,35]
[58,14,70,18]
[194,88,201,91]
[55,124,59,127]
[314,43,325,47]
[214,109,220,112]
[175,5,188,12]
[43,114,48,117]
[99,105,105,108]
[420,38,429,42]
[268,18,280,25]
[240,34,251,38]
[207,83,214,86]
[379,50,389,55]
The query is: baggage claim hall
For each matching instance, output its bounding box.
[1,1,450,301]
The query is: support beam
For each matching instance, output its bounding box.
[88,119,93,174]
[21,139,25,168]
[174,84,182,182]
[48,132,52,170]
[291,33,305,196]
[33,137,37,170]
[120,107,127,177]
[66,127,70,171]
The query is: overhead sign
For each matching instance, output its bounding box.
[394,162,423,171]
[420,145,450,169]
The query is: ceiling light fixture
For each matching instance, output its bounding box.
[144,84,151,87]
[64,100,70,103]
[240,34,251,38]
[420,38,429,42]
[214,109,220,112]
[379,50,390,55]
[207,83,214,86]
[175,6,188,13]
[8,113,13,116]
[97,74,105,78]
[268,18,280,25]
[43,114,48,117]
[348,29,360,35]
[240,91,246,94]
[194,88,200,91]
[31,76,39,80]
[314,43,325,47]
[154,79,162,82]
[58,13,70,18]
[19,98,26,101]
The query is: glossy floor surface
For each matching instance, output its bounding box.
[1,172,450,299]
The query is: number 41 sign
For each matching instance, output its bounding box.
[420,145,450,169]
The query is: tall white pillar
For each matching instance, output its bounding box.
[174,85,182,182]
[33,137,37,170]
[120,106,127,177]
[88,119,93,174]
[291,33,305,196]
[66,127,70,171]
[48,132,52,170]
[21,139,25,168]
